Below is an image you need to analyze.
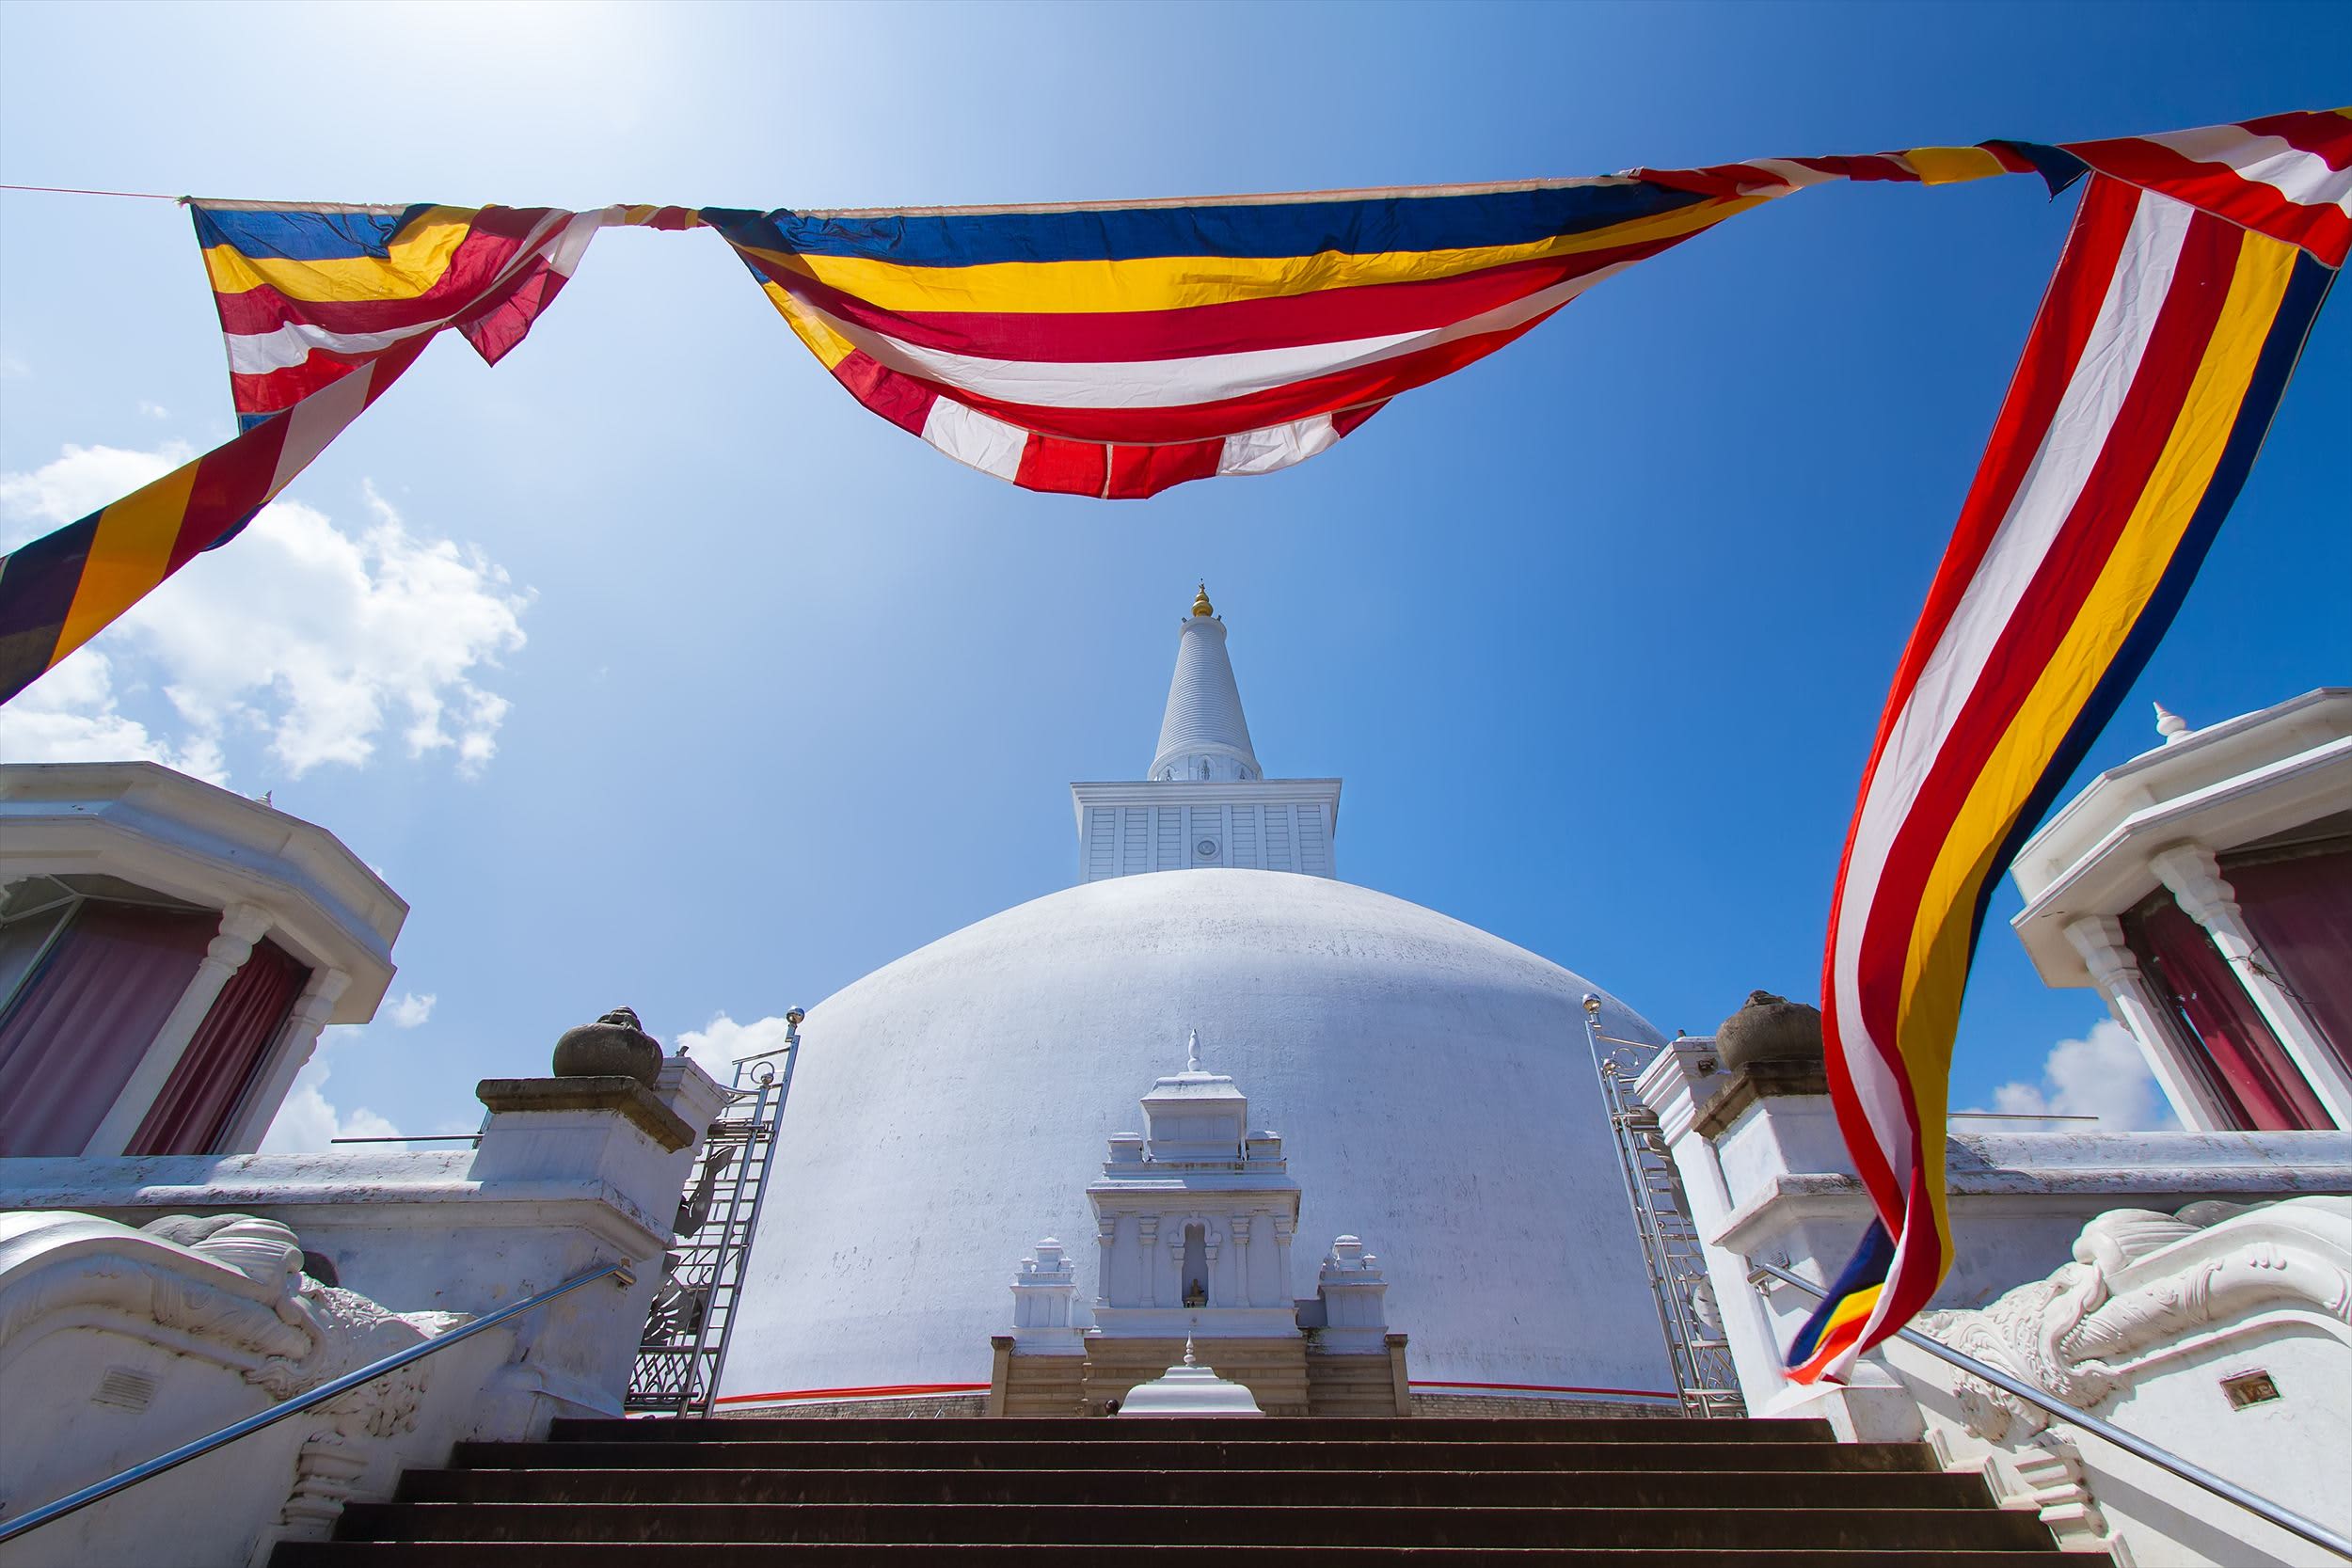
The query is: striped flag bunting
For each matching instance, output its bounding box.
[695,138,2077,501]
[0,201,634,701]
[196,200,613,430]
[1792,113,2347,1384]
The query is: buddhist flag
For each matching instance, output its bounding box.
[0,203,611,702]
[1795,111,2348,1384]
[698,141,2066,501]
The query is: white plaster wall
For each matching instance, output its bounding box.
[723,869,1674,1402]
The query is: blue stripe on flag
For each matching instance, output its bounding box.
[702,182,1708,268]
[191,205,429,261]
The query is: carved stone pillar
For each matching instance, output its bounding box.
[2152,843,2352,1127]
[1272,1216,1295,1306]
[85,902,274,1154]
[2063,915,2233,1131]
[218,967,353,1153]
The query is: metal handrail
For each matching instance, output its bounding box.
[0,1258,637,1544]
[1749,1258,2352,1561]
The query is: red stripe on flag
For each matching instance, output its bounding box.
[754,243,1675,365]
[1105,438,1224,499]
[1013,434,1107,497]
[875,309,1564,447]
[2066,136,2351,267]
[230,352,376,414]
[832,350,938,436]
[164,419,291,573]
[2233,111,2352,170]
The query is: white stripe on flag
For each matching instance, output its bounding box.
[265,357,380,499]
[1217,414,1339,475]
[2142,125,2352,216]
[800,263,1633,412]
[921,397,1027,482]
[1828,186,2192,1181]
[225,321,426,375]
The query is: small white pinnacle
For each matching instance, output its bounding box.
[1186,1028,1200,1073]
[2153,702,2190,744]
[1183,1334,1197,1368]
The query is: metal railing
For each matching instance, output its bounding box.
[0,1259,637,1544]
[1749,1257,2352,1563]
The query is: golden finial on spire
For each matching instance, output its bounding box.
[1191,582,1215,619]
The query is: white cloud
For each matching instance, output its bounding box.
[0,349,28,379]
[674,1011,796,1082]
[137,400,169,420]
[386,990,437,1028]
[1977,1018,2178,1132]
[260,1030,405,1152]
[0,646,225,780]
[0,444,530,784]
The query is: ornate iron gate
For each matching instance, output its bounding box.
[627,1008,803,1415]
[1581,997,1745,1417]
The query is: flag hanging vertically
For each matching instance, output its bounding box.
[1794,111,2348,1384]
[0,203,612,702]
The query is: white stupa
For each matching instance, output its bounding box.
[722,587,1675,1407]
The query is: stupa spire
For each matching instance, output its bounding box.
[1152,584,1261,783]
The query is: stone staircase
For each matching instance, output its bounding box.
[271,1414,2093,1564]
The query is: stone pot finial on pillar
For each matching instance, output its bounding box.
[1713,990,1824,1071]
[553,1006,663,1085]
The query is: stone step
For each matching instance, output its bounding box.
[277,1546,2074,1567]
[455,1438,1938,1474]
[275,1542,2070,1568]
[330,1501,2062,1551]
[552,1416,1817,1444]
[398,1465,1991,1510]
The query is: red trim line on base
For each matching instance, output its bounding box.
[715,1382,992,1406]
[1408,1380,1678,1399]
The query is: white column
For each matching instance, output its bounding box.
[217,966,351,1153]
[2063,915,2234,1131]
[1094,1216,1118,1307]
[85,902,274,1155]
[1271,1216,1295,1307]
[1138,1215,1160,1307]
[1637,1043,1786,1406]
[2152,843,2352,1128]
[1232,1214,1253,1307]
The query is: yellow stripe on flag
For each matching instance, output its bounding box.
[761,281,857,370]
[56,461,201,662]
[200,208,478,302]
[1902,147,2014,186]
[736,196,1769,316]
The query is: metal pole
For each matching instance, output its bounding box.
[0,1259,635,1544]
[1748,1257,2352,1562]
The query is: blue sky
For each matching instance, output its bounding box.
[1,1,2344,1145]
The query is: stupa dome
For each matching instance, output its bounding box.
[722,867,1677,1405]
